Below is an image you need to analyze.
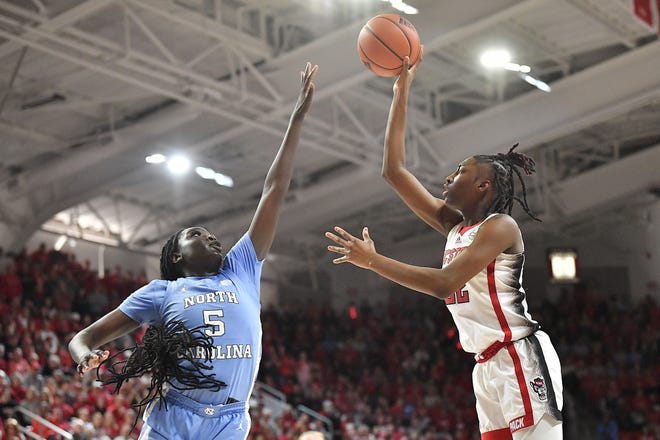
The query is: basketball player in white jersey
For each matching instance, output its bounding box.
[325,51,562,440]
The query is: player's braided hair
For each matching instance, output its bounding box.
[474,143,541,221]
[159,228,185,281]
[97,321,227,432]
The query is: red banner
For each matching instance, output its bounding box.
[633,0,660,33]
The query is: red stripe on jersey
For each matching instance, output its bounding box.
[481,427,512,440]
[487,260,512,342]
[506,344,535,432]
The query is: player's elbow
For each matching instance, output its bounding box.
[381,166,405,186]
[428,286,453,300]
[427,275,461,300]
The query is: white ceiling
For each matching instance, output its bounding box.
[1,0,659,278]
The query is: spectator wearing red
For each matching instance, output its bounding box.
[0,263,23,301]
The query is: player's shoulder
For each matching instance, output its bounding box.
[478,213,521,236]
[136,278,170,293]
[484,212,519,226]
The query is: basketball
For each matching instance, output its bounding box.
[357,14,421,77]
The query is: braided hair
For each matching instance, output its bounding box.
[159,228,185,281]
[97,322,227,432]
[474,143,540,221]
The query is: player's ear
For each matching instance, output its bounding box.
[477,178,491,192]
[171,252,182,264]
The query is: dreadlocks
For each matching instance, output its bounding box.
[97,321,227,432]
[159,228,185,281]
[474,143,541,221]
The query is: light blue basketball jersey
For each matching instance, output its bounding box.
[119,233,263,406]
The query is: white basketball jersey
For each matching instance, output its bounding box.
[443,214,539,354]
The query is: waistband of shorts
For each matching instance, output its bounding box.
[475,332,536,363]
[165,390,247,418]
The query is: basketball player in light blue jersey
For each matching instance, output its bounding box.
[68,62,318,440]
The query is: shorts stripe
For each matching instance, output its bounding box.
[529,334,563,421]
[487,260,512,342]
[506,344,534,431]
[481,427,512,440]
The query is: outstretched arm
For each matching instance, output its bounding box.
[325,216,519,299]
[382,50,462,236]
[248,62,318,260]
[68,308,140,374]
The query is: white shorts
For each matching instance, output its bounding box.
[472,330,563,438]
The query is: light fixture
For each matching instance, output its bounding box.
[548,249,578,282]
[166,155,191,175]
[195,166,216,180]
[214,173,234,188]
[480,49,512,68]
[480,48,550,92]
[54,235,67,251]
[520,74,551,92]
[146,154,233,187]
[145,153,166,164]
[381,0,418,14]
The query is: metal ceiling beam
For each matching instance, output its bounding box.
[425,40,660,164]
[555,144,660,216]
[0,0,113,58]
[125,0,271,59]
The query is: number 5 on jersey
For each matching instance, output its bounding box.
[203,310,225,337]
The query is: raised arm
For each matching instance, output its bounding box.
[248,62,318,260]
[382,51,462,237]
[325,216,520,299]
[68,308,140,374]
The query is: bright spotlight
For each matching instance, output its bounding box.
[548,249,578,282]
[167,155,191,175]
[54,235,67,251]
[195,166,216,179]
[521,74,551,92]
[214,173,234,188]
[145,153,166,164]
[480,49,511,68]
[382,0,418,14]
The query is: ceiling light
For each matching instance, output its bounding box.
[214,173,234,188]
[166,155,191,174]
[145,153,166,164]
[54,235,67,251]
[548,249,578,282]
[195,166,216,179]
[502,62,531,73]
[480,49,511,68]
[520,74,551,92]
[382,0,418,14]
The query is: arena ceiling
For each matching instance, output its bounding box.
[1,0,659,276]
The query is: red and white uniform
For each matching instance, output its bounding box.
[443,214,563,438]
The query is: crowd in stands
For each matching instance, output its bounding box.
[0,243,657,439]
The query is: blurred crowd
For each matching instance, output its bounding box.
[0,243,657,440]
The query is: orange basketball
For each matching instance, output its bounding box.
[357,14,421,77]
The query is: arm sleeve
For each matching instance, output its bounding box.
[118,279,168,325]
[223,233,264,294]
